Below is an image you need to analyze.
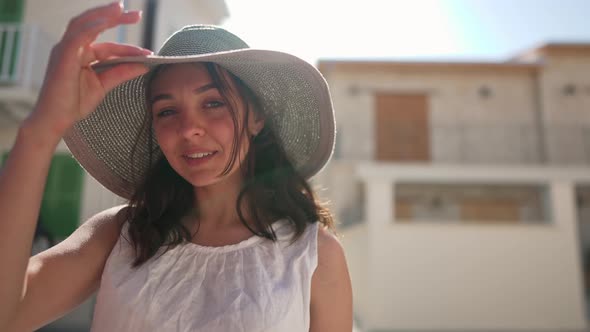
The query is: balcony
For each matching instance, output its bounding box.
[0,23,54,126]
[335,163,590,331]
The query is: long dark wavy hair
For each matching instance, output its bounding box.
[123,62,334,267]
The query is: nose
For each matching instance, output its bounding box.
[178,110,206,138]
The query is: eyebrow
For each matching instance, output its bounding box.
[149,83,218,106]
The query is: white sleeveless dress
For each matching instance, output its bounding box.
[90,219,319,332]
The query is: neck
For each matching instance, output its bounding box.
[192,171,247,230]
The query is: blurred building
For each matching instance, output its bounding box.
[317,44,590,331]
[0,0,228,330]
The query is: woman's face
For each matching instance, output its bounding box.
[149,63,264,189]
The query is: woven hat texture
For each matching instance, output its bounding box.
[64,25,335,199]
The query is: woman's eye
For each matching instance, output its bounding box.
[155,109,175,117]
[204,100,225,109]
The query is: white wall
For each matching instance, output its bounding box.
[539,55,590,164]
[80,173,126,223]
[339,223,369,326]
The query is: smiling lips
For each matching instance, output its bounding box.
[186,152,215,159]
[182,151,218,164]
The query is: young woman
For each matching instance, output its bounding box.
[0,2,352,331]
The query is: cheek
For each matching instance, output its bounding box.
[152,123,175,151]
[210,117,237,143]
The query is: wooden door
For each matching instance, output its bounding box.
[375,94,430,161]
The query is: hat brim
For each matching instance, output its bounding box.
[65,49,335,199]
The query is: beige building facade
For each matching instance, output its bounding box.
[317,44,590,331]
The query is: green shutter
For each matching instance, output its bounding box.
[40,154,84,238]
[0,0,24,79]
[1,151,83,237]
[0,0,24,22]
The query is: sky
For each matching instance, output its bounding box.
[220,0,590,65]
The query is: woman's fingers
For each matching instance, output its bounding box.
[62,10,142,56]
[96,63,149,92]
[27,2,148,136]
[51,9,143,72]
[65,1,124,36]
[92,42,152,61]
[91,42,152,93]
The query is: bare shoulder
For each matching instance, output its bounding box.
[81,204,128,229]
[47,204,128,253]
[315,226,347,276]
[313,225,350,292]
[310,225,353,331]
[78,205,128,237]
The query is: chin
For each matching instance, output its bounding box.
[189,178,222,188]
[181,172,221,188]
[184,170,237,189]
[169,159,244,191]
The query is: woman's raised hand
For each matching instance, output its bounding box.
[0,4,152,327]
[27,1,152,141]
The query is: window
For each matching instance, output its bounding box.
[394,183,549,224]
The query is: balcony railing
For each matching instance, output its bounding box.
[432,124,590,165]
[334,124,590,166]
[0,23,53,90]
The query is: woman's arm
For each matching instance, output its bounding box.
[0,2,149,329]
[0,111,62,328]
[6,206,126,331]
[309,226,353,331]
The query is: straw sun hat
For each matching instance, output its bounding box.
[63,25,335,199]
